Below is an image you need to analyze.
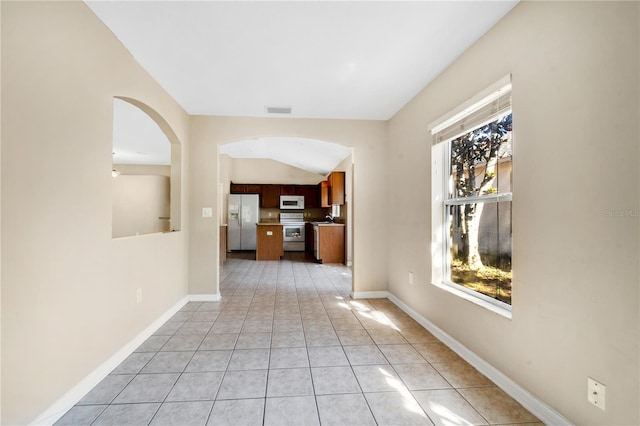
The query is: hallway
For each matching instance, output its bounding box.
[55,255,540,425]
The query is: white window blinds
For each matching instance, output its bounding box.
[429,75,512,145]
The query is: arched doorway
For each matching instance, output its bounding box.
[217,137,354,291]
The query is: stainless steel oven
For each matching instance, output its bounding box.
[280,213,305,252]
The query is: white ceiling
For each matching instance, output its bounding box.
[92,1,517,172]
[113,98,171,165]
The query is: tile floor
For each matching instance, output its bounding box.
[55,253,542,426]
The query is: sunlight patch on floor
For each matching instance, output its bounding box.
[379,367,427,417]
[348,300,371,312]
[359,310,400,331]
[429,401,475,425]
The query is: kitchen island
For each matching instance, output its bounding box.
[255,223,283,261]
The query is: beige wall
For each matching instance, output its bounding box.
[230,158,325,184]
[219,154,232,225]
[112,164,171,177]
[189,116,387,295]
[387,2,639,424]
[112,175,171,238]
[112,165,173,239]
[1,2,190,424]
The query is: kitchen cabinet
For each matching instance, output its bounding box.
[328,171,345,205]
[280,185,304,195]
[303,185,319,208]
[261,184,280,208]
[279,185,295,195]
[256,224,283,260]
[230,183,261,194]
[319,181,330,208]
[233,183,320,208]
[319,172,345,207]
[313,223,345,264]
[305,222,315,253]
[280,185,305,196]
[230,183,244,193]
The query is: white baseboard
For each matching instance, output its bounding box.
[188,293,221,302]
[30,296,191,426]
[351,290,389,299]
[387,292,572,426]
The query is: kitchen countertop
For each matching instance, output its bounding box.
[256,222,283,226]
[310,222,345,226]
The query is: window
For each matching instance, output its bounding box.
[430,76,513,314]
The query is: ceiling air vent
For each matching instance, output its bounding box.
[265,105,292,115]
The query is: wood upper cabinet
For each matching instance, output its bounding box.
[319,181,330,208]
[230,183,261,194]
[261,184,280,208]
[303,185,319,208]
[328,171,345,205]
[231,183,322,208]
[280,185,305,196]
[230,183,245,193]
[246,184,262,193]
[279,185,296,196]
[319,171,345,207]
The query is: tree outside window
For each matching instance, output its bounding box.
[446,113,512,304]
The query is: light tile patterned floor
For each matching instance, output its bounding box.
[55,253,542,425]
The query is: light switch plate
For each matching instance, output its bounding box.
[202,207,213,218]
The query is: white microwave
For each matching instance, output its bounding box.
[280,195,305,210]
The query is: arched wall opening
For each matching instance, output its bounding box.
[112,97,182,238]
[216,137,355,294]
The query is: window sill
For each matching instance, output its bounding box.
[431,280,512,319]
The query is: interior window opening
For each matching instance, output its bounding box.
[112,97,181,238]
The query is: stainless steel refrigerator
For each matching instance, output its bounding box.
[227,194,260,250]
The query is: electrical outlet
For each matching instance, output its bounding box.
[588,377,606,411]
[136,288,142,304]
[408,271,414,285]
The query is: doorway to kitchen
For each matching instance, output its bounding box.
[217,137,354,290]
